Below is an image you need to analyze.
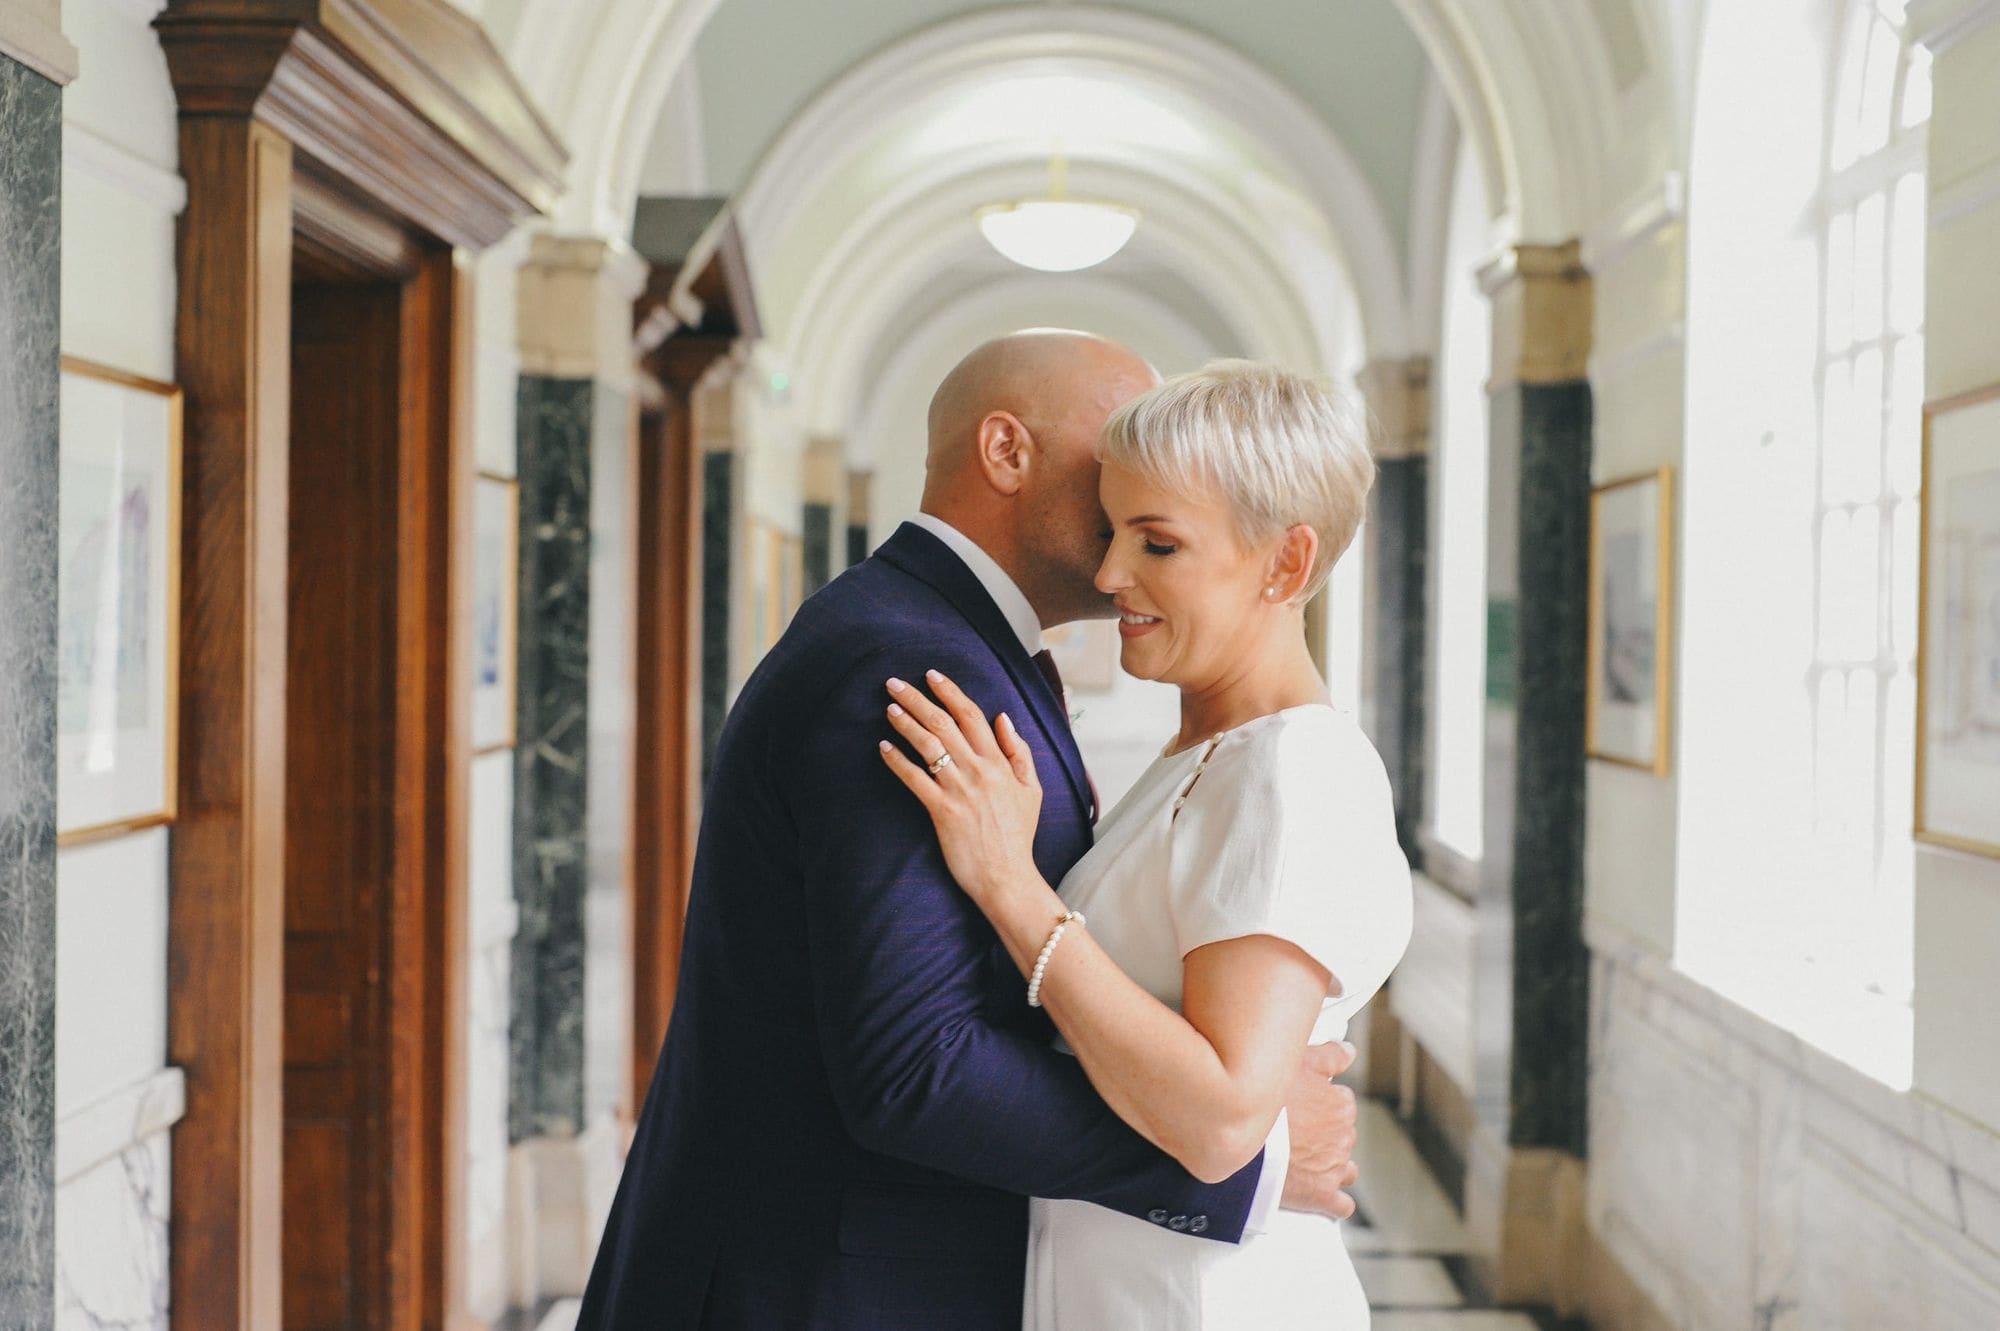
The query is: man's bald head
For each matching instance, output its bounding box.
[918,328,1157,626]
[924,329,1153,482]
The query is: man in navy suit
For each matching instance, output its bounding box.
[577,331,1361,1329]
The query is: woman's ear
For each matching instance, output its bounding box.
[1265,524,1319,605]
[974,410,1033,497]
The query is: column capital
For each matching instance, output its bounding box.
[0,0,77,84]
[517,232,650,382]
[1356,356,1433,460]
[1479,240,1593,390]
[804,436,846,505]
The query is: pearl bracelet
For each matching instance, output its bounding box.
[1026,910,1086,1009]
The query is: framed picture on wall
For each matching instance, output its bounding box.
[56,358,183,845]
[1917,386,2000,859]
[472,473,520,753]
[1586,467,1673,775]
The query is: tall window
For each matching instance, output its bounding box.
[1807,0,1929,1014]
[1427,137,1492,865]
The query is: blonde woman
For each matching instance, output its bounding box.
[880,360,1413,1328]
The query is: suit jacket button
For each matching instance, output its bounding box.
[1189,1215,1209,1233]
[1168,1214,1190,1231]
[1147,1209,1169,1225]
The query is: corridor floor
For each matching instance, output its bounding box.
[1346,1098,1568,1330]
[523,1098,1574,1330]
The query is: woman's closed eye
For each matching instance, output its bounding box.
[1141,536,1179,557]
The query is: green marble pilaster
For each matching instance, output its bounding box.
[1474,243,1595,1158]
[0,51,62,1329]
[1359,358,1432,859]
[510,374,595,1140]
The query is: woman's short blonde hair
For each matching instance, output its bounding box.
[1097,359,1376,599]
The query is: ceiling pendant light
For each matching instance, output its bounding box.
[978,156,1139,273]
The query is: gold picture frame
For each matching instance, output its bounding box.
[1586,467,1674,775]
[56,357,184,846]
[472,472,521,754]
[1915,384,2000,859]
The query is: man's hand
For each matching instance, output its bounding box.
[1279,1041,1361,1220]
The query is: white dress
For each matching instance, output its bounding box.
[1026,705,1413,1331]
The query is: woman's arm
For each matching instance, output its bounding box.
[879,671,1331,1184]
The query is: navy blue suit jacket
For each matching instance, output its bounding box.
[575,523,1263,1329]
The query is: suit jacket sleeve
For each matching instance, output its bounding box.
[783,646,1263,1243]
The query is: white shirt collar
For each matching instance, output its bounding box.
[907,512,1044,658]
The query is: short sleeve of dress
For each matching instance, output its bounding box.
[1165,709,1413,1008]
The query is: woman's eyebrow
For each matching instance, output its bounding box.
[1122,514,1174,527]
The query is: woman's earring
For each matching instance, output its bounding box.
[1263,586,1278,600]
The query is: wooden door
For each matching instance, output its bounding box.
[282,248,465,1330]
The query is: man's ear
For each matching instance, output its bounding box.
[974,410,1033,497]
[1267,524,1320,604]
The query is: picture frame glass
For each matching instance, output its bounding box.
[56,365,180,840]
[1920,392,2000,855]
[472,475,520,753]
[1588,471,1669,771]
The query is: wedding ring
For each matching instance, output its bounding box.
[927,752,954,776]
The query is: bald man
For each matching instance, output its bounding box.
[577,331,1360,1330]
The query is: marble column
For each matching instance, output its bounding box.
[0,33,66,1326]
[507,233,650,1298]
[1463,240,1594,1300]
[1358,357,1433,858]
[846,469,874,568]
[802,436,844,595]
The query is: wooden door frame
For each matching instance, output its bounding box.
[159,4,562,1326]
[628,224,759,1102]
[629,338,725,1101]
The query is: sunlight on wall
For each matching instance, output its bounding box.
[1676,0,1925,1088]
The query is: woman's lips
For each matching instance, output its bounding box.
[1117,608,1162,639]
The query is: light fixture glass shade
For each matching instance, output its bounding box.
[977,199,1139,272]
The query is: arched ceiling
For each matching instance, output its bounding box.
[468,0,1678,456]
[684,0,1429,254]
[684,5,1411,442]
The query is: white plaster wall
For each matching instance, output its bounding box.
[1581,203,1685,957]
[54,2,182,1324]
[464,751,518,1321]
[474,229,527,480]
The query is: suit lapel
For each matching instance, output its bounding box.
[876,524,1095,825]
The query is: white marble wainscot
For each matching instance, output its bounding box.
[466,749,520,1322]
[1390,873,1478,1091]
[1586,922,2000,1330]
[52,1068,183,1331]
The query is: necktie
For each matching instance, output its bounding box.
[1032,648,1066,703]
[1031,649,1099,822]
